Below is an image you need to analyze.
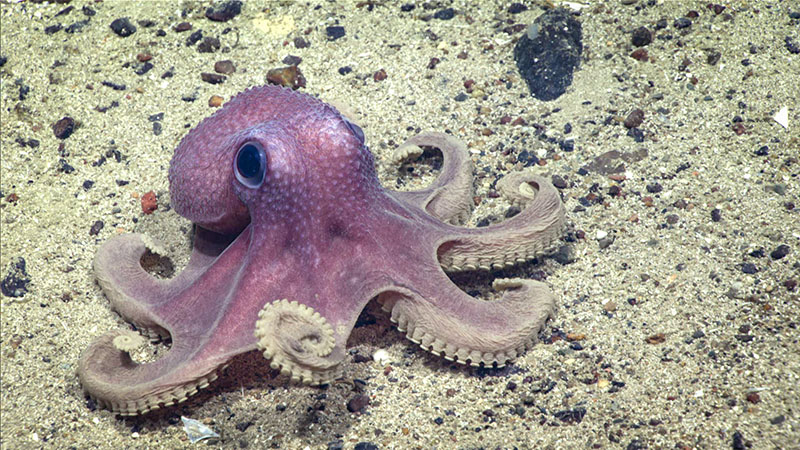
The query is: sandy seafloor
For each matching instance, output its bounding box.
[1,0,798,449]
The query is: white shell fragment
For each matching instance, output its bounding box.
[181,416,219,444]
[372,349,391,365]
[773,106,789,130]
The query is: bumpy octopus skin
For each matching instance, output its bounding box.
[78,85,566,415]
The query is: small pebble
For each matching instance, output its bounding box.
[631,27,652,47]
[53,116,75,139]
[266,65,306,89]
[770,245,790,260]
[214,60,235,74]
[674,17,692,29]
[551,175,567,189]
[508,3,527,14]
[326,26,345,40]
[209,95,224,107]
[197,36,220,53]
[732,431,746,450]
[141,191,157,214]
[205,0,242,22]
[740,263,758,274]
[624,109,645,128]
[347,394,370,413]
[646,182,662,193]
[201,73,226,84]
[372,349,390,365]
[353,443,378,450]
[1,257,31,298]
[434,8,455,20]
[110,18,136,37]
[294,37,309,48]
[631,48,649,61]
[770,415,785,425]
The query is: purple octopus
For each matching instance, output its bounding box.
[78,85,565,415]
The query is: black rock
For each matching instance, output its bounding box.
[65,19,90,34]
[732,430,746,450]
[554,407,586,424]
[326,26,345,41]
[785,36,800,55]
[631,26,652,47]
[347,394,369,413]
[434,8,455,20]
[513,8,582,101]
[770,245,790,260]
[674,17,692,29]
[353,443,378,450]
[1,257,30,298]
[53,117,75,139]
[741,263,758,274]
[110,18,136,37]
[508,3,528,14]
[205,1,242,22]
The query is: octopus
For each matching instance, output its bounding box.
[78,85,566,415]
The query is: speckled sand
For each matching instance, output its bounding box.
[1,1,798,449]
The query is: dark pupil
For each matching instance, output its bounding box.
[237,144,261,178]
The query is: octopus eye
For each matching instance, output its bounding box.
[234,141,267,188]
[345,119,365,145]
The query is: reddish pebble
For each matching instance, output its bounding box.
[624,109,645,128]
[141,191,157,214]
[746,392,761,404]
[373,68,387,81]
[631,48,649,61]
[136,53,152,62]
[732,122,746,135]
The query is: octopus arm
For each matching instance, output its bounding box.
[389,132,475,225]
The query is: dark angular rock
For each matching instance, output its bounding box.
[770,245,790,260]
[326,26,345,40]
[509,3,527,14]
[513,8,582,101]
[53,116,75,139]
[1,257,30,298]
[347,394,370,413]
[110,18,136,37]
[434,8,455,20]
[631,26,652,47]
[197,36,221,53]
[205,1,242,22]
